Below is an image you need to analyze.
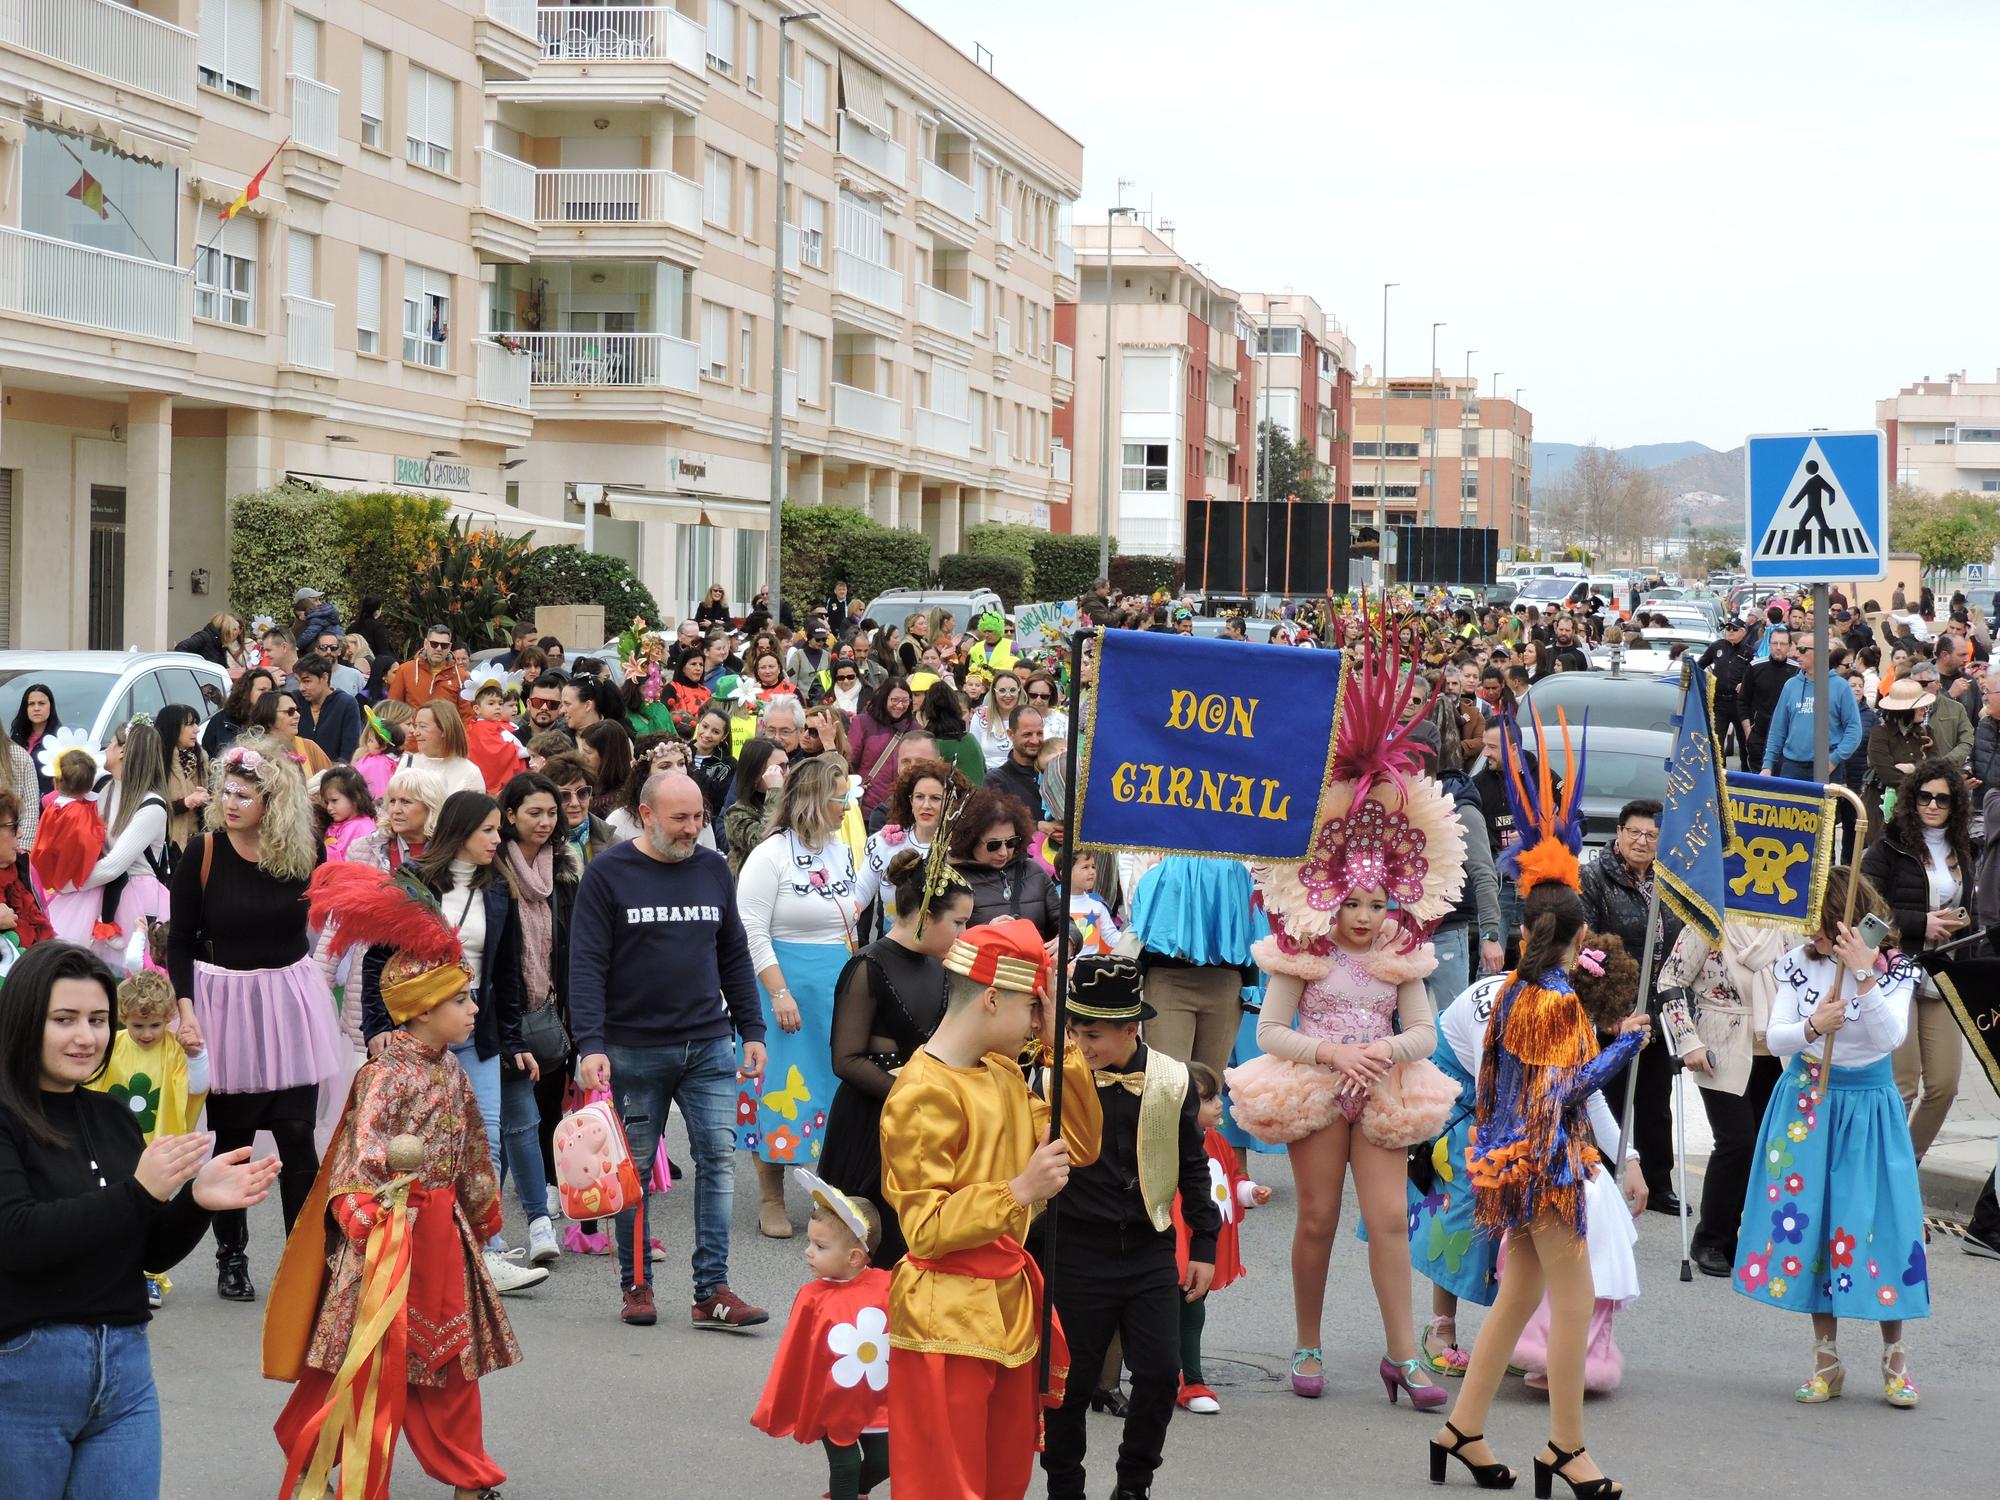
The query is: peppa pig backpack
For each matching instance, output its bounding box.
[554,1098,645,1223]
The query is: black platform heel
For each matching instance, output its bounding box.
[1532,1442,1621,1499]
[1429,1420,1517,1489]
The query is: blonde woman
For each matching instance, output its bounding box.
[399,697,486,798]
[166,735,341,1301]
[347,764,445,873]
[735,755,862,1238]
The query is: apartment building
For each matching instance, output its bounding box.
[0,0,1081,650]
[1877,371,2000,497]
[1238,292,1355,509]
[1348,373,1533,548]
[1059,221,1252,556]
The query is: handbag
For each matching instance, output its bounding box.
[520,997,570,1069]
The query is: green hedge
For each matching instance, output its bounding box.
[513,546,659,632]
[780,503,930,615]
[229,489,347,626]
[1109,553,1185,597]
[333,492,450,654]
[1031,532,1112,603]
[937,552,1025,610]
[965,521,1042,596]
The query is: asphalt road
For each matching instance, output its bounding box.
[152,1125,1994,1499]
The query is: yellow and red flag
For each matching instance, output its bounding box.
[219,140,286,222]
[66,170,108,220]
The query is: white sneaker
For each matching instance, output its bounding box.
[484,1248,550,1296]
[1185,1392,1220,1414]
[528,1216,561,1266]
[545,1185,566,1220]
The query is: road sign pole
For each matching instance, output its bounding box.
[1812,581,1830,782]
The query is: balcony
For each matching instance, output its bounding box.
[534,168,701,236]
[914,406,971,460]
[916,283,973,344]
[914,160,975,248]
[477,340,533,408]
[995,203,1014,269]
[1053,446,1072,484]
[512,330,698,392]
[1057,240,1075,281]
[477,0,541,77]
[837,113,905,188]
[283,295,334,371]
[0,227,190,343]
[1055,342,1073,382]
[782,368,798,418]
[995,315,1011,354]
[0,0,196,106]
[992,428,1010,469]
[522,6,707,109]
[472,150,537,262]
[835,251,902,319]
[784,77,803,128]
[832,382,902,442]
[288,74,340,155]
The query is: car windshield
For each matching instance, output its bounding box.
[1518,576,1581,602]
[1522,673,1681,733]
[0,669,118,736]
[1570,746,1671,803]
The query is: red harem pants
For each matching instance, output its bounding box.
[887,1350,1039,1500]
[275,1365,505,1499]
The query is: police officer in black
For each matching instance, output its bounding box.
[1038,955,1219,1500]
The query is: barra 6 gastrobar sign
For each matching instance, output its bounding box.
[395,456,472,491]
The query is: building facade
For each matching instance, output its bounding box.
[0,0,1080,650]
[1877,371,2000,498]
[1348,373,1532,549]
[1238,292,1355,510]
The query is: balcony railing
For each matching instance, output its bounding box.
[783,77,803,128]
[1052,446,1071,483]
[283,294,334,370]
[288,74,340,155]
[536,5,705,70]
[992,429,1010,469]
[782,367,797,418]
[0,227,190,342]
[0,0,196,105]
[510,330,698,392]
[1056,240,1075,280]
[998,203,1013,246]
[485,0,538,34]
[478,340,533,407]
[836,252,902,314]
[919,159,975,222]
[533,168,701,230]
[916,283,972,340]
[1055,342,1073,381]
[832,382,901,441]
[914,406,971,459]
[837,113,904,184]
[994,316,1010,354]
[481,150,535,223]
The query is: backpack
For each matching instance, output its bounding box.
[553,1098,644,1222]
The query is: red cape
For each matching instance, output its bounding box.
[464,719,525,795]
[751,1268,892,1446]
[1173,1127,1249,1291]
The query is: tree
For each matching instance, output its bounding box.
[1683,527,1741,579]
[1253,421,1330,503]
[1891,487,2000,574]
[1539,444,1662,564]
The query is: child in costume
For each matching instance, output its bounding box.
[1066,846,1120,958]
[1730,866,1926,1408]
[1225,617,1466,1408]
[1039,955,1218,1500]
[264,862,520,1500]
[319,766,378,863]
[1172,1060,1270,1414]
[31,748,108,923]
[462,679,528,795]
[353,710,404,803]
[752,1170,893,1500]
[878,917,1102,1500]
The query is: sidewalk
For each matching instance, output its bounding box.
[1675,1059,1997,1218]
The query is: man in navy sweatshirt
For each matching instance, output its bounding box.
[571,770,770,1332]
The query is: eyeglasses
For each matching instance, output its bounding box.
[983,836,1022,852]
[834,674,857,684]
[1914,790,1953,807]
[556,788,591,804]
[1027,691,1054,702]
[425,639,452,651]
[530,696,562,709]
[1621,827,1660,842]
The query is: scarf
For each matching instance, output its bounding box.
[503,840,556,1008]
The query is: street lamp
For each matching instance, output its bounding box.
[1376,282,1397,535]
[767,10,819,614]
[1096,197,1137,584]
[1428,321,1445,525]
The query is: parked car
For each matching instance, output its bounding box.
[857,588,1005,634]
[0,652,229,749]
[1515,575,1592,609]
[1515,665,1680,847]
[1480,580,1520,608]
[1187,615,1283,644]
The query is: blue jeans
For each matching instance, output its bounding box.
[0,1323,160,1500]
[451,1042,503,1241]
[1427,923,1471,1013]
[1499,882,1523,955]
[1774,756,1814,781]
[608,1036,739,1299]
[499,1070,551,1221]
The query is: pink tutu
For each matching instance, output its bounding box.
[1223,1054,1344,1144]
[46,873,169,967]
[1360,1059,1461,1150]
[192,955,346,1096]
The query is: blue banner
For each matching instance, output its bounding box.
[1075,630,1341,859]
[1721,772,1838,932]
[1656,665,1729,944]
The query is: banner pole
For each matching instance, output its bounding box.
[1038,624,1089,1397]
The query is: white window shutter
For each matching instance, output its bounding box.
[198,3,226,78]
[362,45,385,120]
[292,13,320,81]
[287,229,315,298]
[226,0,263,94]
[357,250,382,335]
[220,212,257,261]
[407,67,428,146]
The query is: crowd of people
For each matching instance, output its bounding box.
[0,566,1990,1500]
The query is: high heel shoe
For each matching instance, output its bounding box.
[1088,1385,1130,1417]
[1795,1337,1843,1403]
[1290,1347,1324,1399]
[1382,1355,1450,1411]
[1428,1420,1516,1489]
[1881,1341,1919,1408]
[1532,1443,1621,1499]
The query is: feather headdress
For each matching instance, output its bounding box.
[1495,704,1587,898]
[307,864,469,1022]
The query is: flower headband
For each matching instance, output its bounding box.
[1577,947,1606,977]
[222,745,266,774]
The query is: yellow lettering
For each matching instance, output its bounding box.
[1257,779,1292,822]
[1197,769,1226,812]
[1198,695,1227,733]
[1230,697,1259,738]
[1137,765,1164,805]
[1166,690,1198,731]
[1112,763,1136,803]
[1227,776,1255,817]
[1167,766,1195,806]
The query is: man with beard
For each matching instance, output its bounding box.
[571,771,771,1333]
[1549,612,1592,672]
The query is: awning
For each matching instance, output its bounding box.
[839,55,888,134]
[600,489,768,531]
[27,97,192,171]
[281,472,583,539]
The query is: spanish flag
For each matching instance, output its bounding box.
[66,170,108,220]
[219,140,286,222]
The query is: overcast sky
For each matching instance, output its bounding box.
[913,0,2000,450]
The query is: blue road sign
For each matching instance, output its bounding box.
[1744,430,1886,583]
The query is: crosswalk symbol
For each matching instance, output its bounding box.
[1744,430,1886,584]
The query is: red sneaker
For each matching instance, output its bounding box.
[1178,1382,1221,1413]
[690,1284,769,1331]
[621,1283,657,1326]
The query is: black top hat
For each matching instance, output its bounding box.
[1067,954,1153,1023]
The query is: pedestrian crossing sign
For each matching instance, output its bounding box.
[1745,430,1886,583]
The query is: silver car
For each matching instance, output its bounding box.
[0,651,230,747]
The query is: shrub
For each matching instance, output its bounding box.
[332,492,449,653]
[513,545,659,630]
[392,519,536,648]
[965,522,1042,596]
[1109,553,1185,598]
[229,487,345,627]
[1031,532,1113,603]
[780,504,930,616]
[937,553,1026,610]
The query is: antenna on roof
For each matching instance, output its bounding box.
[973,42,994,72]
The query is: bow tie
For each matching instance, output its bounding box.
[1094,1071,1147,1096]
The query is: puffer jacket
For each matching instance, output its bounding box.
[1861,825,1971,960]
[1579,844,1683,999]
[1971,714,2000,797]
[952,855,1064,940]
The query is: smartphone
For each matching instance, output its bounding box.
[1856,912,1894,951]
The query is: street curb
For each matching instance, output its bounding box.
[1686,1151,1987,1220]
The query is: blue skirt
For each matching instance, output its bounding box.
[1128,857,1256,966]
[737,938,849,1167]
[1731,1055,1929,1322]
[1406,1041,1500,1306]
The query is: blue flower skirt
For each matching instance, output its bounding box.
[1731,1055,1929,1321]
[1405,1044,1498,1306]
[736,938,848,1167]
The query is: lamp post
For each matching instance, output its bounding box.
[1428,320,1445,525]
[1096,199,1136,585]
[1459,349,1476,532]
[1376,282,1397,534]
[768,10,819,614]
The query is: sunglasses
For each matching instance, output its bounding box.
[1914,790,1953,807]
[530,696,562,709]
[983,836,1022,852]
[1027,691,1053,702]
[556,788,591,803]
[835,674,857,684]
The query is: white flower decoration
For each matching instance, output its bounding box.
[1207,1157,1236,1225]
[36,727,103,784]
[826,1304,890,1391]
[459,663,515,701]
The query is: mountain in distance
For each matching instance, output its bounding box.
[1533,440,1747,514]
[1534,440,1715,483]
